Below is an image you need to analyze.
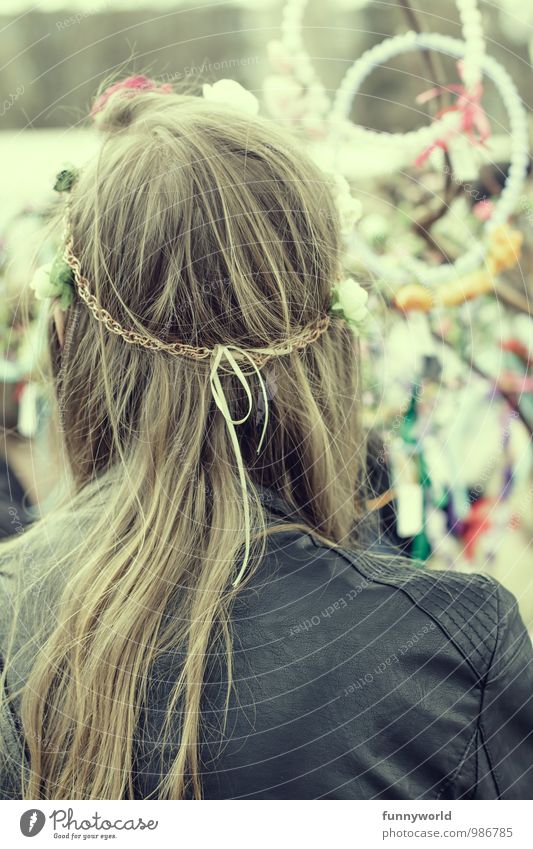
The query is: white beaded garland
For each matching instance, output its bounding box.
[331,30,463,160]
[457,0,485,91]
[270,0,529,286]
[331,32,529,284]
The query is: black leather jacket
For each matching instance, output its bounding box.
[134,497,533,800]
[2,494,533,799]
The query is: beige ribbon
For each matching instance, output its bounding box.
[209,345,270,587]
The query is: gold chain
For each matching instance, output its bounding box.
[62,231,331,366]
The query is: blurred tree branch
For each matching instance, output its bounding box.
[397,0,461,255]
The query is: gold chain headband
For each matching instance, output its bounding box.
[60,194,331,367]
[64,228,331,366]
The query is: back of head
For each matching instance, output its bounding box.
[61,89,361,521]
[6,81,366,799]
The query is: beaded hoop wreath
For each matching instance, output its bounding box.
[331,32,529,286]
[266,0,529,288]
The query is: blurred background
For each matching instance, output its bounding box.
[1,0,532,217]
[1,1,533,628]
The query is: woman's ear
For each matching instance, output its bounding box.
[53,304,66,348]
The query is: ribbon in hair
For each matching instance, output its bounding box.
[209,344,270,587]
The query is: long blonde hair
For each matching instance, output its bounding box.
[1,85,367,799]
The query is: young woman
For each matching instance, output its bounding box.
[1,79,532,800]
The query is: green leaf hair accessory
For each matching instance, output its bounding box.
[30,253,75,310]
[330,276,368,335]
[53,165,79,193]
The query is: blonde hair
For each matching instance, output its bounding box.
[1,85,367,799]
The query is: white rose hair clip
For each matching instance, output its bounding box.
[330,277,369,336]
[202,79,260,116]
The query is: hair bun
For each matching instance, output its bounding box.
[90,75,174,132]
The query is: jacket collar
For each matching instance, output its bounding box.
[256,486,302,524]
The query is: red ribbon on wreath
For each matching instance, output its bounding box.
[414,61,491,166]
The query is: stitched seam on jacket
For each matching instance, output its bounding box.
[476,584,503,798]
[435,725,478,800]
[417,592,487,669]
[306,535,497,796]
[477,720,502,798]
[322,542,491,681]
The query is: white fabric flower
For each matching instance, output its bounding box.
[202,80,259,116]
[29,263,60,300]
[331,277,369,332]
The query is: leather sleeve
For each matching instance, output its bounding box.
[476,581,533,798]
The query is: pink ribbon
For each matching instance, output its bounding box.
[414,61,491,167]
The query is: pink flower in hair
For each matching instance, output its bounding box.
[90,75,173,120]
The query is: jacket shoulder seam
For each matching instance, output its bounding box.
[316,541,495,681]
[476,583,503,798]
